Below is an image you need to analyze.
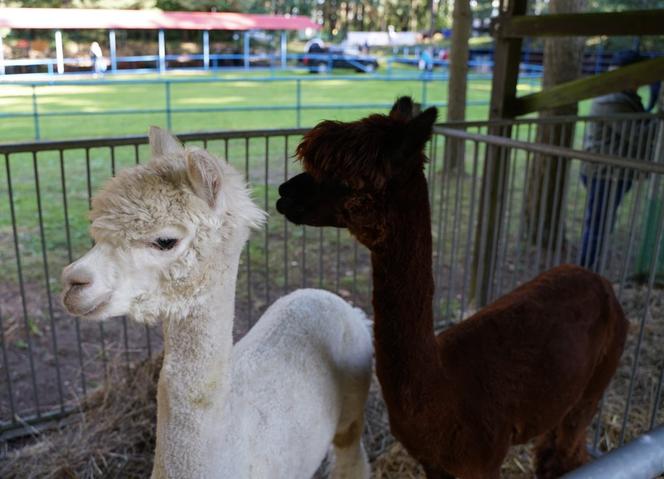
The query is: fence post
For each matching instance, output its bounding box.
[280,31,287,70]
[203,30,210,70]
[55,30,64,75]
[158,29,166,73]
[109,30,117,73]
[469,0,527,307]
[32,85,40,140]
[421,77,428,108]
[296,79,301,127]
[243,32,250,70]
[165,81,172,130]
[0,35,5,75]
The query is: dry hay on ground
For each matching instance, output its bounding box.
[0,354,161,479]
[372,283,664,478]
[1,284,663,478]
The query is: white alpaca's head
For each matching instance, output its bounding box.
[61,127,265,323]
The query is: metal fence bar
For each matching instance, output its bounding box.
[264,137,271,307]
[443,146,466,321]
[434,125,664,175]
[459,141,480,320]
[35,152,73,417]
[85,147,108,383]
[165,81,172,130]
[244,137,252,325]
[0,306,16,422]
[510,148,532,290]
[651,367,664,431]
[133,143,153,359]
[562,425,664,479]
[295,79,301,128]
[31,85,40,140]
[619,177,664,445]
[59,149,87,397]
[283,136,289,295]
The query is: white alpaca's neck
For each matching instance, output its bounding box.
[152,236,243,479]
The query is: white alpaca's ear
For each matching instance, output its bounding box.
[186,148,222,209]
[148,126,183,158]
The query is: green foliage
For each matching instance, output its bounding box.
[155,0,243,12]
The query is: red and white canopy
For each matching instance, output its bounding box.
[0,8,320,31]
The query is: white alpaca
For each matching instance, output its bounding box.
[60,127,373,479]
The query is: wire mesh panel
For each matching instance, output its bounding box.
[0,128,375,437]
[1,115,663,461]
[428,115,664,454]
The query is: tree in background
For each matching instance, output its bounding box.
[445,0,471,171]
[524,0,587,251]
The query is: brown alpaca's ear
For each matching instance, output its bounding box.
[186,148,222,209]
[389,96,414,122]
[148,126,183,159]
[403,107,438,153]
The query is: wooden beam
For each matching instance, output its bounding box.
[470,0,528,307]
[497,9,664,38]
[511,57,664,116]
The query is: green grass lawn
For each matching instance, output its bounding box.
[0,66,544,143]
[0,67,544,300]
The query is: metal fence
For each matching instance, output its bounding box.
[0,72,532,142]
[1,114,664,469]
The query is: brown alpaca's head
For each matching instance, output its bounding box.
[277,97,437,250]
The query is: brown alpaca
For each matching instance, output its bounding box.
[276,97,628,479]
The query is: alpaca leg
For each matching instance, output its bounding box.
[534,395,603,478]
[536,345,622,479]
[423,464,455,479]
[534,413,589,478]
[330,419,370,479]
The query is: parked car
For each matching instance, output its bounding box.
[300,39,379,73]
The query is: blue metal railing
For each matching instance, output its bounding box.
[0,72,540,141]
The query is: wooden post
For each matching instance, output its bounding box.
[55,30,64,74]
[470,0,527,307]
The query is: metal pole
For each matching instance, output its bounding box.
[280,31,287,69]
[243,31,250,69]
[109,30,117,72]
[422,78,428,107]
[296,79,301,127]
[165,81,172,130]
[31,85,40,140]
[203,30,210,70]
[561,425,664,479]
[0,35,5,75]
[158,29,166,73]
[55,30,64,74]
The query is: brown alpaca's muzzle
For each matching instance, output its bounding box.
[277,173,348,228]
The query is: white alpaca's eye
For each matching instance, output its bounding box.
[152,238,179,251]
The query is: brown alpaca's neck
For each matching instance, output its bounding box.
[371,172,439,400]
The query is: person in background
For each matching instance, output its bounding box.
[579,50,660,270]
[418,48,433,72]
[90,41,106,76]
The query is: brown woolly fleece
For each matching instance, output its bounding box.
[277,97,628,479]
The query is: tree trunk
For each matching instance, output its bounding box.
[429,0,436,37]
[445,0,472,171]
[524,0,587,255]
